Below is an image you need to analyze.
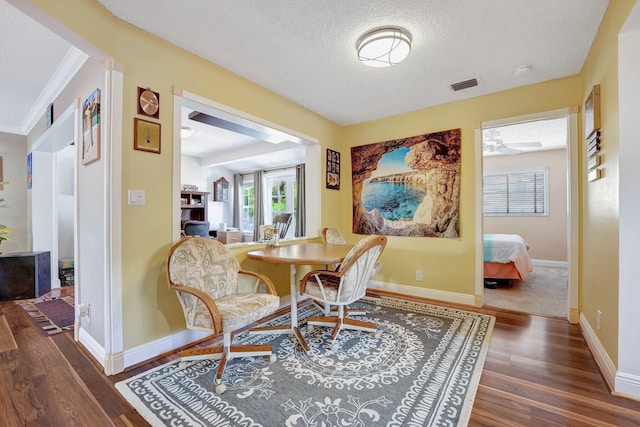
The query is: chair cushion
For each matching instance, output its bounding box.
[169,238,240,299]
[304,275,358,304]
[192,293,280,332]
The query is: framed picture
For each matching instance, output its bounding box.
[213,177,229,201]
[45,103,54,129]
[134,118,161,154]
[584,84,601,138]
[137,87,160,119]
[27,152,32,189]
[82,88,101,165]
[326,149,340,190]
[259,224,277,241]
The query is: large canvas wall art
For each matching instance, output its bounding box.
[351,129,461,238]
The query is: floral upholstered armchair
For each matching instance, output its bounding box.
[167,237,280,394]
[300,234,387,345]
[321,227,383,276]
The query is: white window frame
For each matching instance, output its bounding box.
[483,167,549,216]
[264,168,296,223]
[241,175,255,235]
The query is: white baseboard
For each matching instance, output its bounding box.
[531,259,568,268]
[76,327,125,375]
[580,313,640,399]
[579,312,617,390]
[107,281,473,373]
[87,294,295,374]
[615,371,640,399]
[78,326,107,369]
[367,280,476,306]
[78,325,210,375]
[122,328,210,370]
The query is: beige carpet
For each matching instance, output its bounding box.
[484,265,568,317]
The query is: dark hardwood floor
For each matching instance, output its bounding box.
[1,288,639,426]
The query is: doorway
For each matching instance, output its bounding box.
[31,102,77,290]
[478,108,579,321]
[172,91,322,242]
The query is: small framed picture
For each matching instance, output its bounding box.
[326,149,340,190]
[45,103,54,129]
[584,84,601,139]
[134,118,161,154]
[27,152,32,189]
[82,88,101,165]
[259,224,277,241]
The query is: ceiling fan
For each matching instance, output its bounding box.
[482,129,542,155]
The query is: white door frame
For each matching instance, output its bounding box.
[475,107,579,323]
[31,102,78,290]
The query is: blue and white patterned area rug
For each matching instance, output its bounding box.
[116,297,494,426]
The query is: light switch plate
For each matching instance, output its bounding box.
[128,189,145,206]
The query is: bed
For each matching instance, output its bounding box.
[483,233,532,282]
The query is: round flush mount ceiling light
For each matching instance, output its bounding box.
[357,27,412,68]
[181,125,196,138]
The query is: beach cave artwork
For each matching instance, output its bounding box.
[351,128,461,238]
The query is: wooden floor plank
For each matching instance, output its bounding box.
[0,315,18,353]
[2,289,640,426]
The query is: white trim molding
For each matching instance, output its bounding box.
[17,47,88,135]
[580,312,617,391]
[368,280,476,307]
[103,62,124,376]
[123,329,209,369]
[531,259,568,268]
[78,326,107,367]
[479,107,579,324]
[615,371,640,400]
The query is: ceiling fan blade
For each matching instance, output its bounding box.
[497,146,521,155]
[507,141,543,148]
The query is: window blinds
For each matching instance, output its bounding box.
[483,168,546,215]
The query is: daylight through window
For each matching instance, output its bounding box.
[483,168,548,216]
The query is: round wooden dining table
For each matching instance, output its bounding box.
[247,243,352,351]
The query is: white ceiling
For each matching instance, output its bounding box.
[2,0,608,166]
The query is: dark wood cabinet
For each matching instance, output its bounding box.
[0,251,51,301]
[180,191,209,225]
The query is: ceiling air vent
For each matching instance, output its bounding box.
[451,78,478,92]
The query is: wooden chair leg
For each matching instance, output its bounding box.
[216,352,228,384]
[330,318,343,342]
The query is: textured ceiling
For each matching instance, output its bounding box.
[97,0,609,125]
[1,0,607,166]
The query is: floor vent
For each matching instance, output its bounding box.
[451,78,478,91]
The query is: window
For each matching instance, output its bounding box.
[265,168,296,223]
[241,176,255,234]
[240,167,298,238]
[483,168,548,216]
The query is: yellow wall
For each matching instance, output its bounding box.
[578,0,636,365]
[342,78,580,293]
[28,0,635,370]
[29,0,342,349]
